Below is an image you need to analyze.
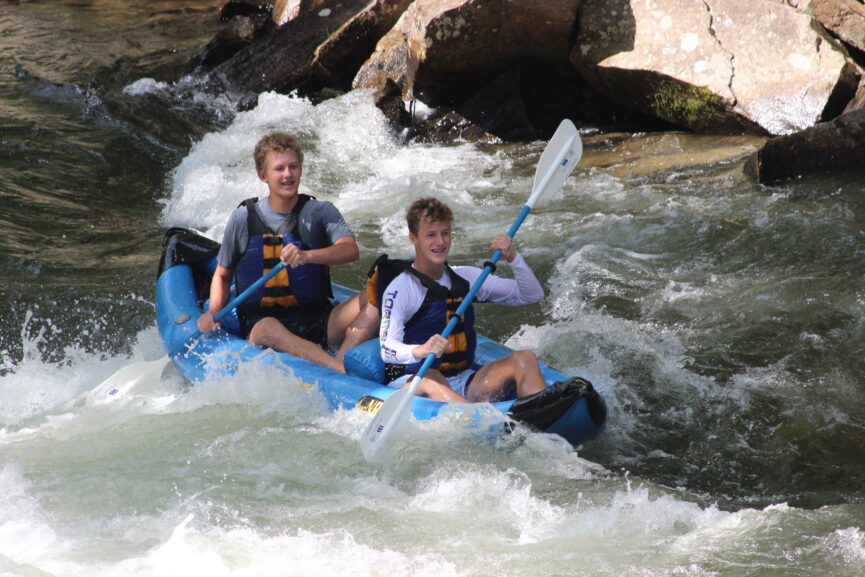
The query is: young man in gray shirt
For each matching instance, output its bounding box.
[197,132,377,372]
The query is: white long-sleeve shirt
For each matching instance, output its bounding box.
[379,253,544,365]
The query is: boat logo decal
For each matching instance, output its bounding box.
[356,395,384,414]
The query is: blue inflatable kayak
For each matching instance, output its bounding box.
[155,228,606,447]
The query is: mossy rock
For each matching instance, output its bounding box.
[649,78,722,130]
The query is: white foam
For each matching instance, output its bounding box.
[123,77,170,96]
[826,526,865,564]
[0,464,74,574]
[122,74,236,113]
[162,90,521,254]
[1,312,157,427]
[0,319,334,446]
[110,516,462,577]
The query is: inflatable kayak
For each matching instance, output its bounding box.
[155,228,606,447]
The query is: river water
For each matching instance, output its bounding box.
[2,2,864,575]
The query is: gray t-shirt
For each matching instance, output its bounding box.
[217,196,354,270]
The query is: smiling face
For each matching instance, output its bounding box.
[410,219,452,277]
[258,149,303,211]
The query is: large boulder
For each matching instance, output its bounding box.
[572,0,861,135]
[209,0,404,95]
[801,0,865,54]
[313,0,414,90]
[743,107,865,182]
[353,0,580,106]
[267,0,412,88]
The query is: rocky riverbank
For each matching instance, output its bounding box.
[191,0,865,183]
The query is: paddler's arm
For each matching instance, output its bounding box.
[197,265,233,332]
[280,235,359,268]
[379,274,432,365]
[411,334,449,359]
[456,235,544,305]
[499,252,544,304]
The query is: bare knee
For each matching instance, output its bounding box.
[250,317,278,335]
[418,379,446,398]
[249,317,284,344]
[510,350,538,370]
[356,303,380,331]
[414,371,466,402]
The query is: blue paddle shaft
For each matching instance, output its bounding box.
[409,204,532,383]
[507,204,533,238]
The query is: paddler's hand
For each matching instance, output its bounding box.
[197,310,221,332]
[491,234,516,263]
[412,334,449,359]
[281,244,309,268]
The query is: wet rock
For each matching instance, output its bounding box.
[846,76,865,111]
[271,0,337,25]
[190,1,275,70]
[272,0,302,24]
[743,107,865,183]
[372,57,629,144]
[312,0,414,90]
[353,0,580,107]
[372,78,412,131]
[408,109,500,145]
[452,58,622,141]
[208,0,377,95]
[453,59,557,142]
[802,0,865,54]
[572,0,861,135]
[220,1,274,21]
[196,0,865,143]
[369,79,498,145]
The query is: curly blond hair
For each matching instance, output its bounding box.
[253,132,304,173]
[406,197,453,235]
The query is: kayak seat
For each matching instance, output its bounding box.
[343,338,386,383]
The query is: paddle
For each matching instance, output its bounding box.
[360,119,583,462]
[88,261,288,405]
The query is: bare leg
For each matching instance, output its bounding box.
[466,350,546,402]
[408,369,468,403]
[248,317,345,373]
[325,292,380,367]
[326,293,363,346]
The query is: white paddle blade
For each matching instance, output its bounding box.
[360,383,416,462]
[86,356,171,406]
[528,119,582,208]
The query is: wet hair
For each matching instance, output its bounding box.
[406,197,453,235]
[253,132,304,173]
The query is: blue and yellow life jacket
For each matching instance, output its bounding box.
[367,255,477,379]
[234,196,332,323]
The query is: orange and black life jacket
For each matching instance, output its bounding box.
[234,196,332,321]
[367,255,477,379]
